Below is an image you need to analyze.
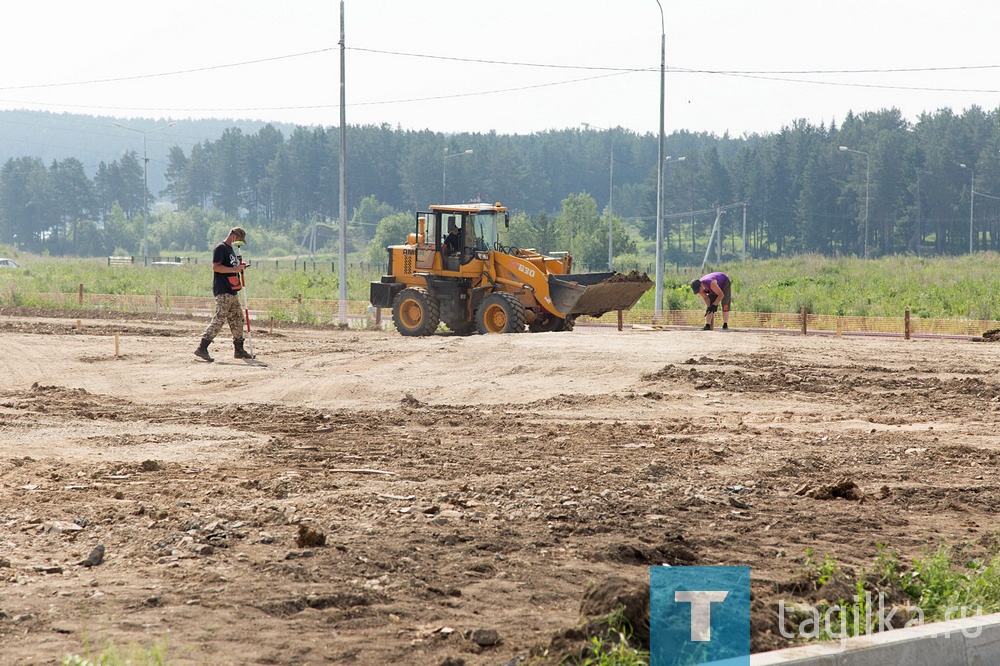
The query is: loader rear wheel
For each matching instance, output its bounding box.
[392,287,440,336]
[476,292,526,334]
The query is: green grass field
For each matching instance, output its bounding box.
[2,249,999,321]
[652,253,1000,320]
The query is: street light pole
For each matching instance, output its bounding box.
[663,155,686,253]
[583,123,615,270]
[960,163,975,254]
[112,121,176,263]
[839,146,870,259]
[653,0,666,317]
[443,149,473,202]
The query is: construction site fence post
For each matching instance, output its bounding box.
[905,307,911,340]
[617,310,623,331]
[78,283,84,306]
[800,306,808,336]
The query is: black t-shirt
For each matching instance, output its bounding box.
[444,229,461,254]
[212,242,240,296]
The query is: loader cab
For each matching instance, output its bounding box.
[418,203,510,271]
[442,214,467,270]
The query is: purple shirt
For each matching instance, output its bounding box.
[700,272,729,289]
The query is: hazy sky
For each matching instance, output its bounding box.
[3,1,1000,137]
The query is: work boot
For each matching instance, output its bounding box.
[702,324,712,331]
[234,338,254,359]
[722,323,729,330]
[194,338,214,362]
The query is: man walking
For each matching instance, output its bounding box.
[690,272,732,331]
[194,227,253,361]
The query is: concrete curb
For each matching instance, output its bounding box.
[750,612,1000,665]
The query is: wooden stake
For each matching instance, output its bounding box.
[617,309,623,331]
[904,307,911,340]
[800,306,808,336]
[836,317,842,338]
[76,319,82,333]
[114,332,120,357]
[78,283,84,305]
[269,317,275,334]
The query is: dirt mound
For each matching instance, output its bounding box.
[981,328,1000,341]
[792,477,865,501]
[534,577,650,665]
[604,270,652,284]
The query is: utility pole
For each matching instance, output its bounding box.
[111,121,176,264]
[582,123,615,270]
[338,0,347,324]
[741,202,748,260]
[653,0,666,317]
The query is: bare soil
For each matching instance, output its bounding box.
[1,308,999,665]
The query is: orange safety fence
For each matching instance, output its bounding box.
[580,308,999,338]
[10,292,1000,339]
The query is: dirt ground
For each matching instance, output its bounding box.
[1,308,999,665]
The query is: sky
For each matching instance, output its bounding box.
[2,0,1000,139]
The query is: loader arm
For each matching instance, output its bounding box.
[490,251,565,317]
[490,251,653,319]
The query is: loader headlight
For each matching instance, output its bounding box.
[475,251,490,261]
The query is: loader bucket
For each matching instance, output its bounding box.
[547,271,654,317]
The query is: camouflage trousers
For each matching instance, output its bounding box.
[203,294,245,342]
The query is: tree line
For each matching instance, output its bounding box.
[3,105,1000,264]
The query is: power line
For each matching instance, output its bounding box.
[0,48,335,92]
[353,46,1000,77]
[700,70,1000,95]
[0,68,639,115]
[349,46,644,72]
[4,40,1000,102]
[350,70,639,108]
[0,96,341,115]
[3,43,1000,123]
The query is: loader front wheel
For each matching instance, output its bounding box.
[392,287,441,336]
[528,312,562,333]
[476,292,526,334]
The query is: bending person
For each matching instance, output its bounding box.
[690,272,731,331]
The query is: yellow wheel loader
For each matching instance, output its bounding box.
[369,202,653,336]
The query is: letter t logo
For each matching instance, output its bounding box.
[674,591,729,641]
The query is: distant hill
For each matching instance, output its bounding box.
[0,109,304,196]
